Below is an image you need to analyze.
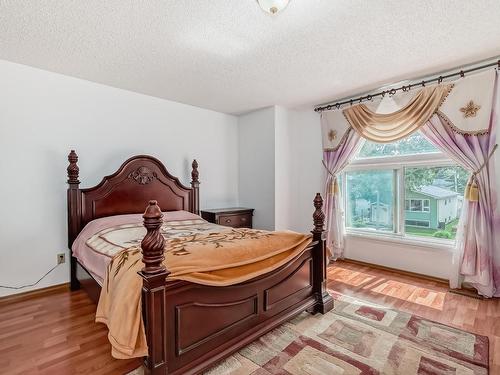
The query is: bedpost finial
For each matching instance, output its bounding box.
[141,200,167,275]
[191,159,200,215]
[191,159,199,184]
[313,193,325,234]
[67,150,80,184]
[144,200,162,219]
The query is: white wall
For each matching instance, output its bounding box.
[237,105,303,231]
[285,109,325,233]
[237,107,275,230]
[274,106,293,230]
[344,236,453,279]
[0,60,239,297]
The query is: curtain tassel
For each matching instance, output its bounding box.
[465,176,479,202]
[323,159,340,196]
[329,178,340,196]
[464,144,498,202]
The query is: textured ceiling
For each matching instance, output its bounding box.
[1,0,500,114]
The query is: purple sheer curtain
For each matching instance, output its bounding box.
[323,129,361,259]
[420,75,499,297]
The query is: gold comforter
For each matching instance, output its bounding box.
[92,218,312,359]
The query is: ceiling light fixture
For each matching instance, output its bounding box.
[257,0,290,15]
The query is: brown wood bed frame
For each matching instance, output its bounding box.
[67,150,334,375]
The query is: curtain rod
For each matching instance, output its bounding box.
[314,56,500,113]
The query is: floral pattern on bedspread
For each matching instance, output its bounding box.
[105,227,273,292]
[86,218,225,257]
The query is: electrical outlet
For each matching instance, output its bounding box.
[57,253,66,264]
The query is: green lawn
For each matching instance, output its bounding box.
[405,226,436,237]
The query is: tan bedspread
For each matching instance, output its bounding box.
[93,219,312,359]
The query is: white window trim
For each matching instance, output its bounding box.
[349,152,451,169]
[343,150,458,249]
[346,230,454,251]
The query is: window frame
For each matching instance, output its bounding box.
[405,198,430,212]
[342,150,459,247]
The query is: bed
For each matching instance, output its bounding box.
[67,150,333,375]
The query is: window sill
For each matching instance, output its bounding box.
[345,230,455,252]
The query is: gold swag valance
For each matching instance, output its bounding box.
[342,84,453,143]
[321,69,496,151]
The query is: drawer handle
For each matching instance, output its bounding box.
[225,219,231,223]
[241,217,247,222]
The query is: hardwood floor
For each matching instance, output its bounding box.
[0,287,141,375]
[329,260,500,374]
[1,261,499,374]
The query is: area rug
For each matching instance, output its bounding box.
[128,294,489,374]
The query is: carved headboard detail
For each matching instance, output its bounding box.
[67,151,200,245]
[128,166,158,185]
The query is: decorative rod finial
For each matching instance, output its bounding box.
[313,193,325,233]
[141,200,167,275]
[67,150,80,184]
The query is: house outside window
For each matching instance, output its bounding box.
[342,131,469,242]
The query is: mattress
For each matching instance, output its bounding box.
[71,210,206,284]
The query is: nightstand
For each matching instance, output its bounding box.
[201,208,254,229]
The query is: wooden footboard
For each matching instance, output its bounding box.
[138,195,333,375]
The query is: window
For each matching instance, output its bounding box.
[343,131,469,242]
[423,200,430,212]
[405,199,430,212]
[357,132,440,158]
[345,170,394,232]
[410,199,422,211]
[405,220,430,228]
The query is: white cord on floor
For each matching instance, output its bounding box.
[0,263,61,290]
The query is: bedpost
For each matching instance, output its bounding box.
[67,150,81,291]
[140,200,167,275]
[311,193,334,314]
[191,159,200,215]
[138,200,169,375]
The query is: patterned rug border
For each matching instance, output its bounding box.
[330,291,490,370]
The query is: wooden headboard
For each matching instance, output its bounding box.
[66,150,200,246]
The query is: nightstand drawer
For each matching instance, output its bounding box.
[201,208,254,229]
[217,214,252,228]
